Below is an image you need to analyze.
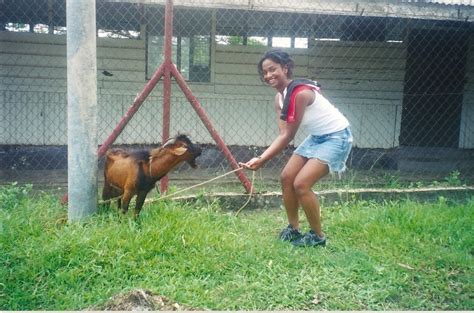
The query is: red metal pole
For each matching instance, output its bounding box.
[160,0,174,193]
[170,65,253,193]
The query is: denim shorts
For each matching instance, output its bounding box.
[294,127,353,174]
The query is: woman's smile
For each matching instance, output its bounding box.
[262,59,290,91]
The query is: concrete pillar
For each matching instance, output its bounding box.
[66,0,98,221]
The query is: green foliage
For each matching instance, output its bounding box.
[0,183,32,211]
[444,170,462,186]
[0,184,472,310]
[382,173,401,188]
[227,36,244,45]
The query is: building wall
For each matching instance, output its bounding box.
[1,31,472,148]
[308,41,406,148]
[461,36,474,149]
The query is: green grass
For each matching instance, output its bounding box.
[0,183,473,310]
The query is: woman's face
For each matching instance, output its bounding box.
[261,58,289,91]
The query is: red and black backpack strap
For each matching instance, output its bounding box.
[280,78,321,122]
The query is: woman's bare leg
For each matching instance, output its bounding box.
[293,159,329,237]
[280,154,307,229]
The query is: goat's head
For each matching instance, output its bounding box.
[160,134,202,168]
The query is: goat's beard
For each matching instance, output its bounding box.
[187,157,198,168]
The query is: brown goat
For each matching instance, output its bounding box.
[102,134,201,217]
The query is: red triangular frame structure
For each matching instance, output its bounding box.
[97,0,252,194]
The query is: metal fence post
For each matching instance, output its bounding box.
[66,0,98,221]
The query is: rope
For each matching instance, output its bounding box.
[235,170,255,216]
[151,167,256,214]
[147,167,246,202]
[99,195,122,205]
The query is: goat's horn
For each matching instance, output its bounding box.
[163,137,175,147]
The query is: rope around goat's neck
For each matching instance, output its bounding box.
[149,157,153,177]
[149,155,157,177]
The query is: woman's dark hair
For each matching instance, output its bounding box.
[257,49,295,81]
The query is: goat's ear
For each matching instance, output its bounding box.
[171,146,187,155]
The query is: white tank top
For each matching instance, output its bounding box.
[279,88,349,136]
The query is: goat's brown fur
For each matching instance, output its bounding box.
[102,134,201,217]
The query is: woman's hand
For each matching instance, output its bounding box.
[239,157,264,171]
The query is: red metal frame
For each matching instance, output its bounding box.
[170,64,252,192]
[160,0,173,193]
[62,0,252,203]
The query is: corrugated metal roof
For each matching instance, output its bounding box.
[406,0,472,5]
[103,0,474,20]
[107,0,474,7]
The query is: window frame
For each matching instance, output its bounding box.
[145,31,212,83]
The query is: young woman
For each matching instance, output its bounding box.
[240,49,353,247]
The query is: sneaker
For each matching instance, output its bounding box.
[278,224,303,242]
[291,230,326,247]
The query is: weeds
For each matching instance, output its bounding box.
[0,182,32,211]
[382,173,401,188]
[444,170,463,186]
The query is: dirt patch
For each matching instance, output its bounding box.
[91,289,189,311]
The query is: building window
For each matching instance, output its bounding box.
[147,34,211,82]
[272,37,308,48]
[215,35,269,46]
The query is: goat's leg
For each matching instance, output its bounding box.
[133,191,148,218]
[102,181,114,209]
[103,181,123,210]
[120,190,134,215]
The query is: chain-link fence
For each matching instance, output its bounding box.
[1,0,474,193]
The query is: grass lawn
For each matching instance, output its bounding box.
[0,183,473,310]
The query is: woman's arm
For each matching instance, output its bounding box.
[240,89,315,170]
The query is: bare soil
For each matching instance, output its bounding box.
[90,289,191,311]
